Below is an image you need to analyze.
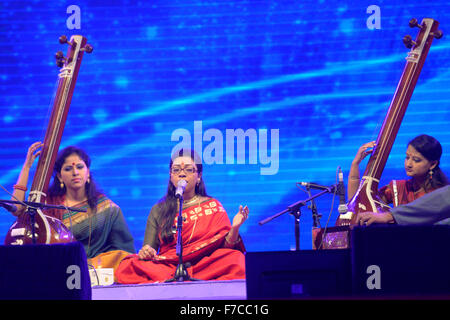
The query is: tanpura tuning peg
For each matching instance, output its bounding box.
[408,18,443,40]
[58,35,75,47]
[55,50,66,67]
[403,35,418,49]
[55,51,64,59]
[409,18,423,29]
[56,59,65,68]
[81,44,93,53]
[431,30,444,39]
[59,35,68,44]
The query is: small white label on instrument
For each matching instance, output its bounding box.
[406,51,420,63]
[339,211,353,220]
[11,228,26,237]
[58,67,73,79]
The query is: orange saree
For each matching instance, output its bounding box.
[115,198,245,283]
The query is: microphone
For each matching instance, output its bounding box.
[299,182,333,191]
[337,166,348,214]
[0,202,17,214]
[175,179,187,198]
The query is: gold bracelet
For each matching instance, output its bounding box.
[226,236,241,245]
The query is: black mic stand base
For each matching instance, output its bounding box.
[165,262,201,282]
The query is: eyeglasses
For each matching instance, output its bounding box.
[170,165,197,175]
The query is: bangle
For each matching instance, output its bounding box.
[225,236,242,245]
[13,184,27,191]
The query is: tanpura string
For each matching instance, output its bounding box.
[371,63,418,176]
[32,78,60,194]
[38,78,60,143]
[36,75,74,193]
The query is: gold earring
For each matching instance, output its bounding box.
[429,168,433,180]
[60,181,64,189]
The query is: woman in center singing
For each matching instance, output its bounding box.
[115,149,249,283]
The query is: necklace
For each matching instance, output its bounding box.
[183,194,200,206]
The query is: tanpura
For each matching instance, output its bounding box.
[5,35,93,245]
[314,18,443,249]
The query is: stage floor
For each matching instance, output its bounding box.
[92,279,247,300]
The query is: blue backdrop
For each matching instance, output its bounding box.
[1,1,449,251]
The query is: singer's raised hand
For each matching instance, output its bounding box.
[224,205,249,248]
[232,205,249,228]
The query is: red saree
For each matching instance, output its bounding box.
[379,179,436,207]
[115,198,245,283]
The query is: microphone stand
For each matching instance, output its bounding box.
[307,187,321,228]
[0,199,86,244]
[165,195,200,282]
[259,185,335,251]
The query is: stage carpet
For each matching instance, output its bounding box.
[91,279,246,300]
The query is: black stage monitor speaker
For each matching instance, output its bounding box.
[0,241,92,300]
[351,224,450,298]
[245,249,351,299]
